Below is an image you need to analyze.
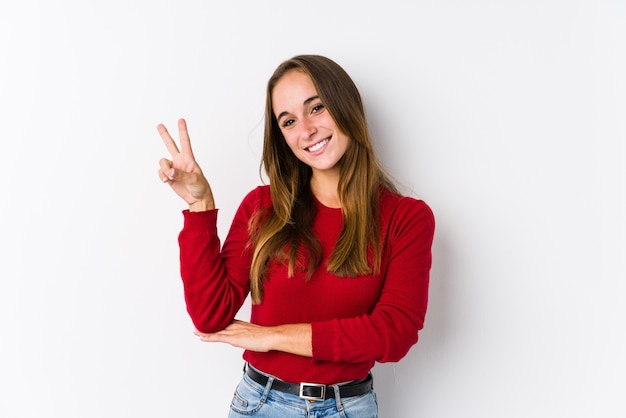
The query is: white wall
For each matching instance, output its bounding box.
[1,1,624,417]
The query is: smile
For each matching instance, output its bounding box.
[306,138,330,152]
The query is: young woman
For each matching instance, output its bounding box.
[157,55,435,417]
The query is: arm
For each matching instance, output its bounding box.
[157,119,252,333]
[312,198,435,363]
[187,185,313,355]
[178,207,252,333]
[194,321,313,357]
[194,198,434,363]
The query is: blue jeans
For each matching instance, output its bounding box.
[227,366,378,417]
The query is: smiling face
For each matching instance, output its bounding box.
[271,70,350,178]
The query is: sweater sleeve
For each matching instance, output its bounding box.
[177,188,260,333]
[311,198,435,364]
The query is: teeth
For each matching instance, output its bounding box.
[308,139,329,152]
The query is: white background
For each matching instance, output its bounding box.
[1,1,624,417]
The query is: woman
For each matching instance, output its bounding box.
[157,55,435,417]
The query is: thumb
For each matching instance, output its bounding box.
[168,168,192,183]
[169,168,209,195]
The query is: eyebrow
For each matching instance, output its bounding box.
[276,95,320,122]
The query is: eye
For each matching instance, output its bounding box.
[312,103,324,113]
[282,118,295,128]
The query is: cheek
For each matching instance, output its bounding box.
[283,133,300,153]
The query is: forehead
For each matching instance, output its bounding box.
[272,70,318,112]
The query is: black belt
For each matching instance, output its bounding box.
[245,364,373,401]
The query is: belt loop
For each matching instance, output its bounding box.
[246,363,274,401]
[332,383,344,412]
[260,375,274,402]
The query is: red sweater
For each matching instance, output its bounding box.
[178,185,435,384]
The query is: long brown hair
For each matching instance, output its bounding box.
[248,55,397,303]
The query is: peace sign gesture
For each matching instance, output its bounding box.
[157,118,215,212]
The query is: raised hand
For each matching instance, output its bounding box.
[157,118,215,211]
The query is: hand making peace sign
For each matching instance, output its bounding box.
[157,118,215,212]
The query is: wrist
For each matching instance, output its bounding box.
[189,199,215,212]
[273,323,312,357]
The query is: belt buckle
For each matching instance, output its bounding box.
[299,382,326,401]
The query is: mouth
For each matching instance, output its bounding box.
[306,137,331,153]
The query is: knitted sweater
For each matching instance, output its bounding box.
[178,185,435,384]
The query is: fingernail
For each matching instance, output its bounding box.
[168,169,175,180]
[161,177,169,183]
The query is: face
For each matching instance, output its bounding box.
[272,70,350,177]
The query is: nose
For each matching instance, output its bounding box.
[299,117,317,140]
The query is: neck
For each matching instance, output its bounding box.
[310,170,341,208]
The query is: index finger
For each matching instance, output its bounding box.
[157,123,181,157]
